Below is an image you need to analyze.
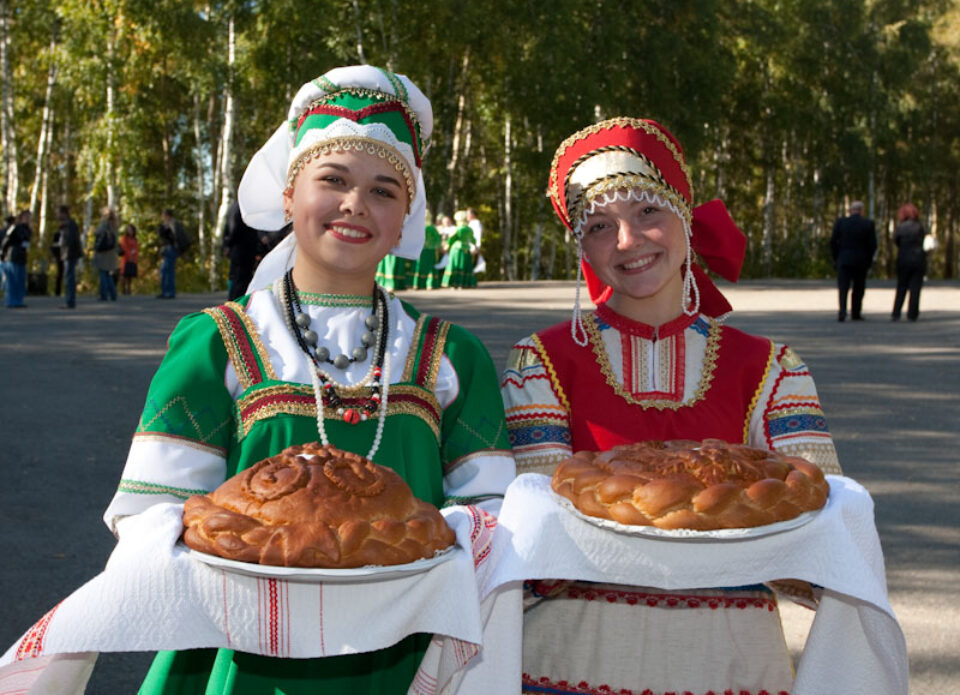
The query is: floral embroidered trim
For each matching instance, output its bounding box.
[235,383,441,441]
[743,340,775,443]
[584,313,721,410]
[401,314,450,390]
[564,584,777,611]
[514,453,570,475]
[522,674,787,695]
[204,303,278,388]
[296,291,372,308]
[416,317,451,390]
[530,334,572,412]
[15,603,61,660]
[117,478,209,500]
[286,137,415,204]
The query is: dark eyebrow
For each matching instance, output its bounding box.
[374,174,403,189]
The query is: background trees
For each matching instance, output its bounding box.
[3,0,958,288]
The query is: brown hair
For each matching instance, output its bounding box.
[897,203,920,222]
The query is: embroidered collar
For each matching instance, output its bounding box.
[595,303,698,340]
[297,291,374,308]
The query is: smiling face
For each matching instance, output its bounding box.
[283,149,408,294]
[579,193,687,323]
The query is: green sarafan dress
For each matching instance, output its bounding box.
[103,286,514,695]
[412,224,442,289]
[441,226,477,289]
[375,254,409,290]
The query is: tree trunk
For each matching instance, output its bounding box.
[105,19,117,210]
[762,165,775,275]
[351,0,367,64]
[193,93,207,254]
[30,35,58,227]
[37,112,53,252]
[1,0,19,214]
[445,50,470,212]
[209,15,235,290]
[501,113,514,281]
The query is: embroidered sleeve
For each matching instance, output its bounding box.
[501,336,573,475]
[747,344,841,475]
[439,324,515,514]
[103,312,234,532]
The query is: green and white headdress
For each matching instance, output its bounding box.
[240,65,433,287]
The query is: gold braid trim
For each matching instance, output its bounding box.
[445,448,516,475]
[401,314,430,382]
[286,137,415,205]
[530,333,571,413]
[742,340,776,443]
[584,313,722,410]
[422,320,451,390]
[203,303,278,389]
[236,383,441,442]
[548,117,693,224]
[563,147,692,226]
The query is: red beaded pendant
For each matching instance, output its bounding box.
[342,408,361,425]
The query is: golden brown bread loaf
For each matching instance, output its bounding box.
[182,442,456,568]
[551,439,829,530]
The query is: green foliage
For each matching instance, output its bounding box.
[3,0,959,285]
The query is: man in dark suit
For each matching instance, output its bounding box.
[830,201,877,321]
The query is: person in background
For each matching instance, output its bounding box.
[412,214,442,289]
[222,198,260,300]
[0,215,13,298]
[157,208,184,299]
[57,205,83,309]
[891,202,928,322]
[466,207,483,254]
[830,200,877,322]
[440,210,477,288]
[93,207,119,302]
[119,223,140,295]
[49,220,64,297]
[1,210,31,308]
[502,117,841,695]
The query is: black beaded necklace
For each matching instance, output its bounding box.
[282,269,389,425]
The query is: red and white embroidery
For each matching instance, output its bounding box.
[14,603,61,661]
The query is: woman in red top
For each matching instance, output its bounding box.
[502,118,841,694]
[119,223,139,295]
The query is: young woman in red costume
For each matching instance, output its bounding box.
[501,118,842,695]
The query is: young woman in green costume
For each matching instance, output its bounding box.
[440,211,477,289]
[103,65,515,695]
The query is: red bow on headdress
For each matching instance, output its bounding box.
[582,198,745,317]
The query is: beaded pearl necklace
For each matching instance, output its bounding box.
[277,270,391,460]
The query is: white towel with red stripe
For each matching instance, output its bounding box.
[0,504,510,695]
[480,473,909,695]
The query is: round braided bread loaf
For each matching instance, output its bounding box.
[551,439,829,530]
[182,442,455,568]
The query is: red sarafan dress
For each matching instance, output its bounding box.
[501,302,840,695]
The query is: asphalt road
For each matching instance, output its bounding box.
[1,279,958,694]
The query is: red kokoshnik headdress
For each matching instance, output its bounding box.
[548,117,746,318]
